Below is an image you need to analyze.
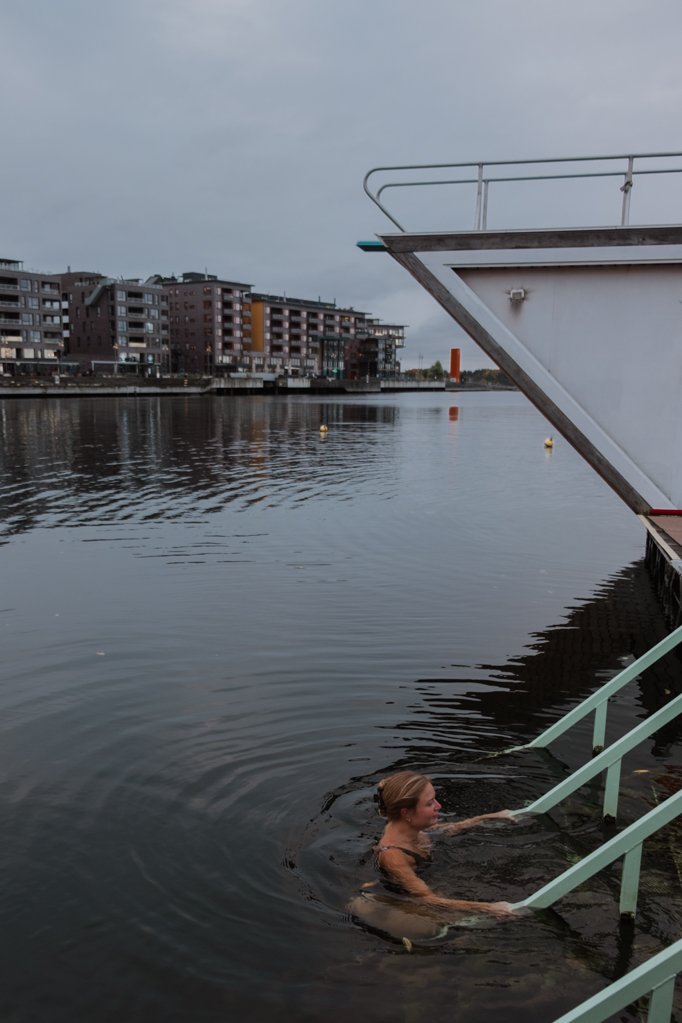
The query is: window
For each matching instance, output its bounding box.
[116,290,126,301]
[28,297,39,309]
[19,279,31,291]
[21,313,33,325]
[117,305,126,316]
[118,320,127,331]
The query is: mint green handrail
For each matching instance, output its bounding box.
[519,624,682,755]
[510,690,682,820]
[512,788,682,914]
[552,936,682,1023]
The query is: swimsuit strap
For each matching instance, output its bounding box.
[375,844,430,863]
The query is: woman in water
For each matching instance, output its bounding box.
[373,770,516,918]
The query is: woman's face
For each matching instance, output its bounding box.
[407,783,441,829]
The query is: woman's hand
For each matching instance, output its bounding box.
[483,809,517,822]
[485,901,516,918]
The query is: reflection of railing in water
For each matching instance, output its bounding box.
[517,624,682,761]
[363,151,682,232]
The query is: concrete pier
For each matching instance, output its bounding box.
[0,376,447,399]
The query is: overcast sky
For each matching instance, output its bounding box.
[5,0,682,367]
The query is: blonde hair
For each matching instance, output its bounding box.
[377,771,430,820]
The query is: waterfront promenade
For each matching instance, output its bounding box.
[0,375,449,398]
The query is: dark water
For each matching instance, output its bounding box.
[1,391,681,1023]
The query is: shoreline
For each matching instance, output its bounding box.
[0,377,516,400]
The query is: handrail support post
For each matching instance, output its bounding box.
[603,759,622,821]
[592,700,608,754]
[619,842,643,917]
[647,975,676,1022]
[474,163,484,229]
[620,155,634,225]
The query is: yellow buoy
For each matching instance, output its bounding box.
[319,424,329,433]
[544,437,554,449]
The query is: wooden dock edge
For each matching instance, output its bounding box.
[640,515,682,629]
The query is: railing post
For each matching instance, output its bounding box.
[621,156,634,225]
[474,163,484,229]
[619,843,643,917]
[592,700,608,754]
[523,624,682,754]
[647,976,676,1022]
[482,180,490,230]
[603,759,622,821]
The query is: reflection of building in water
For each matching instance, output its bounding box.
[0,258,63,376]
[0,397,399,538]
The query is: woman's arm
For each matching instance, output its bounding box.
[376,848,515,918]
[432,808,516,836]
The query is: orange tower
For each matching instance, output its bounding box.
[449,348,461,383]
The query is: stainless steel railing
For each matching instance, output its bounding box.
[363,151,682,232]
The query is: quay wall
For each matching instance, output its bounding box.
[0,377,447,399]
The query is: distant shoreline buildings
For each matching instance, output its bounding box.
[0,259,406,379]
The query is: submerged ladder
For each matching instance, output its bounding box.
[502,625,682,1021]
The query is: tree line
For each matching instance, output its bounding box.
[405,363,514,387]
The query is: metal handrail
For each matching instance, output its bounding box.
[505,632,682,1018]
[510,689,682,821]
[512,788,682,915]
[363,151,682,232]
[517,624,682,757]
[552,937,682,1023]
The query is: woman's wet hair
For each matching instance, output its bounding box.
[376,771,430,820]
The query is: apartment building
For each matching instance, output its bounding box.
[345,320,405,380]
[0,258,64,375]
[60,272,170,373]
[248,294,379,377]
[159,272,252,375]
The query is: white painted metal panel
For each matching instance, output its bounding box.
[455,264,682,507]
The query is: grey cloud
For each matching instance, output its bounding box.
[4,0,682,368]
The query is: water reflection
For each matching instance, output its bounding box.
[295,558,682,1019]
[0,391,671,1023]
[415,560,682,745]
[0,397,398,537]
